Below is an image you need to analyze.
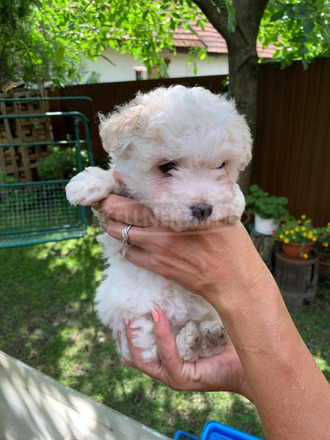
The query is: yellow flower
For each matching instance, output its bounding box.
[292,236,296,239]
[303,253,308,259]
[322,242,328,248]
[284,238,289,243]
[290,230,294,234]
[312,236,317,241]
[327,222,330,228]
[279,234,284,239]
[301,226,306,231]
[303,232,307,237]
[308,231,313,239]
[298,220,301,224]
[285,231,289,235]
[295,227,299,232]
[301,214,306,219]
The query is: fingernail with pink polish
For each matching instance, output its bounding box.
[151,310,159,323]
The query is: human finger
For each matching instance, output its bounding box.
[100,219,172,249]
[124,313,190,390]
[100,221,142,247]
[124,320,163,378]
[151,309,185,374]
[95,194,156,227]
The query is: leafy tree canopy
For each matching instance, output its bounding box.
[0,0,329,87]
[259,0,330,69]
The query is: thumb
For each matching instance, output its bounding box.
[152,309,184,371]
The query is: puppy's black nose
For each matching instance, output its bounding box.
[191,203,213,221]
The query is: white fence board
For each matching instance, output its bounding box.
[0,351,171,440]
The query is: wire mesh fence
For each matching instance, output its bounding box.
[0,181,85,248]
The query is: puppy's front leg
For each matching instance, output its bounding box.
[66,166,119,206]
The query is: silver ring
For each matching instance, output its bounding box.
[121,224,132,245]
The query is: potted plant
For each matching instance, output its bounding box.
[275,215,317,259]
[37,146,90,180]
[245,184,289,235]
[316,223,330,279]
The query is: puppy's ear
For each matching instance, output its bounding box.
[98,104,143,153]
[239,124,253,170]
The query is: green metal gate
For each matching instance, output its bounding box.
[0,96,94,248]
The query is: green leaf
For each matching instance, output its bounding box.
[7,53,13,67]
[225,0,237,33]
[301,44,309,55]
[294,4,311,20]
[55,45,65,65]
[301,57,308,70]
[270,10,285,22]
[303,20,315,34]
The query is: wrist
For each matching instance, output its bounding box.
[197,223,275,309]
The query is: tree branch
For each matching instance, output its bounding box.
[192,0,232,41]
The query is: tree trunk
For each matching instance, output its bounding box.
[227,43,259,194]
[193,0,269,193]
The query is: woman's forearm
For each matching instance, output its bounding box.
[98,198,330,439]
[206,229,330,439]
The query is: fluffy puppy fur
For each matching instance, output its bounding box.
[66,85,252,362]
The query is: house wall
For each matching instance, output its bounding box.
[84,48,228,84]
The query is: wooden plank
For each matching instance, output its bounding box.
[0,351,170,440]
[252,58,330,226]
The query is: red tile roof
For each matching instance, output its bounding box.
[173,21,274,58]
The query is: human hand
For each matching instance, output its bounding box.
[120,309,253,401]
[95,190,268,308]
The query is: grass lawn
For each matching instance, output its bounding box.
[0,227,329,439]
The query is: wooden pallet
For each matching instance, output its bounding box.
[0,89,53,182]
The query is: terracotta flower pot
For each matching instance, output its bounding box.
[281,242,314,259]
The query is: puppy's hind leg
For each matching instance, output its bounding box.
[199,320,228,357]
[66,166,119,206]
[176,321,201,362]
[176,320,228,362]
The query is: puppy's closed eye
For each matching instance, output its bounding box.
[218,162,226,169]
[159,162,177,176]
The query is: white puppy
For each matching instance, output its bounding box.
[66,85,252,362]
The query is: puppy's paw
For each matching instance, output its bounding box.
[199,321,228,357]
[176,321,200,362]
[66,166,116,206]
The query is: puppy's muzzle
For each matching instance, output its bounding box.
[191,203,213,221]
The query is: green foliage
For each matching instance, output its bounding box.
[1,0,329,87]
[259,0,330,69]
[37,146,89,180]
[316,223,330,261]
[0,0,203,87]
[0,171,17,184]
[245,184,289,220]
